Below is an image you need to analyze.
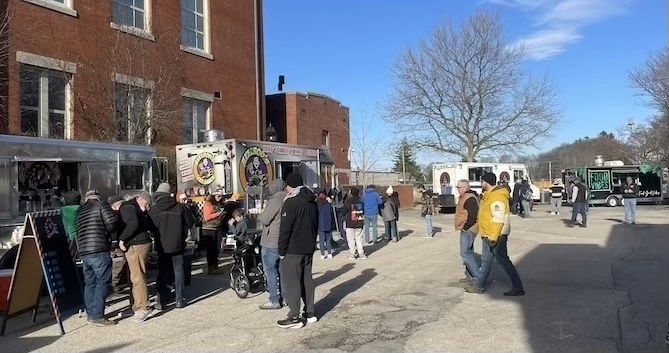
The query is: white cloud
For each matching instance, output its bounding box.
[490,0,631,60]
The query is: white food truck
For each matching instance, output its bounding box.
[0,134,169,250]
[432,162,541,211]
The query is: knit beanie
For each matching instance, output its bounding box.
[481,173,497,186]
[285,173,304,188]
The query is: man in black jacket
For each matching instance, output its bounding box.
[118,192,155,322]
[277,173,318,329]
[76,190,118,327]
[149,183,194,309]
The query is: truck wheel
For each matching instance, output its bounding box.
[606,196,619,207]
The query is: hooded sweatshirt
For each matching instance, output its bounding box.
[148,192,194,254]
[278,186,318,256]
[362,187,383,216]
[260,179,286,248]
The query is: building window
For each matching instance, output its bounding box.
[183,98,210,143]
[22,0,78,17]
[181,0,208,51]
[115,83,150,144]
[468,167,493,182]
[120,165,144,190]
[321,130,330,147]
[113,0,147,31]
[20,66,70,139]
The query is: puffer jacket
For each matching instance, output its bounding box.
[76,199,118,256]
[478,186,511,242]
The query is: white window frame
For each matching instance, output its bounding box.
[181,88,213,144]
[113,73,154,145]
[111,0,155,41]
[180,0,212,59]
[19,66,72,140]
[22,0,78,17]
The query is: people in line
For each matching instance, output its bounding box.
[622,176,639,224]
[570,177,588,228]
[61,190,81,259]
[76,190,118,326]
[465,173,525,296]
[317,191,335,259]
[362,185,383,244]
[118,192,155,322]
[149,183,194,310]
[421,189,435,238]
[550,179,564,215]
[518,179,533,219]
[343,188,366,260]
[511,179,522,215]
[277,173,318,329]
[201,189,226,275]
[381,186,399,242]
[454,180,479,285]
[108,195,129,294]
[259,179,286,310]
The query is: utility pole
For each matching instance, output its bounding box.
[401,142,407,184]
[548,161,552,182]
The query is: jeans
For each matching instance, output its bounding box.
[157,252,185,305]
[81,252,112,320]
[550,198,562,214]
[424,214,433,237]
[460,230,479,281]
[319,231,332,255]
[280,254,315,318]
[364,215,379,243]
[345,228,365,257]
[521,200,531,218]
[624,198,637,223]
[571,202,587,226]
[261,247,281,305]
[385,220,398,241]
[476,236,523,290]
[201,229,221,268]
[125,243,151,312]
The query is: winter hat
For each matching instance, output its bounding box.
[136,192,152,203]
[285,173,304,188]
[156,182,171,193]
[107,195,123,205]
[386,186,394,195]
[481,173,497,186]
[553,178,562,185]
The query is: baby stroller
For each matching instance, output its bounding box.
[229,232,266,298]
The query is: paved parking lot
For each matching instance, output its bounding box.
[2,204,668,352]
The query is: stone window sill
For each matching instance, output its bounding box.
[110,22,156,42]
[23,0,78,17]
[180,46,214,61]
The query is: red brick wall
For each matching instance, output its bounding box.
[3,0,260,144]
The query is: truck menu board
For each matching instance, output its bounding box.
[588,170,612,191]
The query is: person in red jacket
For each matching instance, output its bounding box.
[202,189,226,275]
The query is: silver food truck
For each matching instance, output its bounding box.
[0,134,168,250]
[175,136,336,201]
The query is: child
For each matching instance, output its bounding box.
[228,208,248,239]
[317,191,335,259]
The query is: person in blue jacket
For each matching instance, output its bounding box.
[362,185,383,244]
[317,191,335,259]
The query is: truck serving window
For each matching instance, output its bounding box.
[468,167,492,181]
[121,165,144,190]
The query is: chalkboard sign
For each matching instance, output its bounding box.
[588,170,612,192]
[0,210,83,336]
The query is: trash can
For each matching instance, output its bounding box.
[184,242,195,286]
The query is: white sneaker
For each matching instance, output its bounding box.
[348,255,357,260]
[327,253,333,259]
[358,255,367,260]
[320,255,326,260]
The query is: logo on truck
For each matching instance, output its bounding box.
[193,152,216,185]
[240,146,273,190]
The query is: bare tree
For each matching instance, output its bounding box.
[386,11,560,162]
[630,49,669,114]
[0,2,12,127]
[351,110,385,187]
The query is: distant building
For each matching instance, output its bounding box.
[266,92,351,185]
[349,170,418,187]
[0,0,266,145]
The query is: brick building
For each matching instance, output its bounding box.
[266,92,351,185]
[0,0,265,146]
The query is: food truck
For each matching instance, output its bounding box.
[175,137,336,201]
[432,162,541,211]
[562,161,668,207]
[0,134,168,250]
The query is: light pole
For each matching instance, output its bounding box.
[401,142,406,184]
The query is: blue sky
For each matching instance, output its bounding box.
[263,0,667,170]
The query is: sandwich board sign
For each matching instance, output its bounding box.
[0,210,84,335]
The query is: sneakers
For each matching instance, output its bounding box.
[464,285,485,294]
[277,316,305,329]
[134,308,155,322]
[320,254,326,260]
[88,318,117,327]
[424,235,433,238]
[327,253,333,259]
[358,255,367,260]
[459,278,473,284]
[176,301,187,309]
[259,302,281,310]
[348,255,357,260]
[504,288,526,296]
[303,313,318,324]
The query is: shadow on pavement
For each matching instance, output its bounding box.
[398,230,414,239]
[365,240,389,256]
[314,263,355,287]
[316,269,377,317]
[491,223,669,352]
[83,342,136,353]
[0,335,61,352]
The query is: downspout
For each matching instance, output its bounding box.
[254,0,266,140]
